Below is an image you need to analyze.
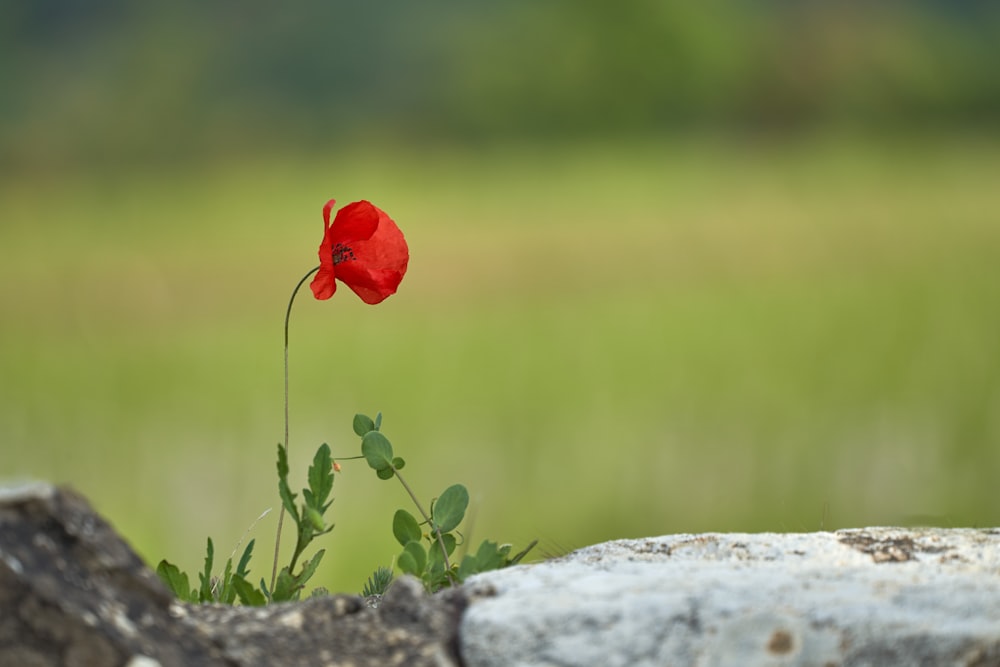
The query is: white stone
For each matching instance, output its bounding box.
[459,528,1000,667]
[0,480,54,503]
[125,657,162,667]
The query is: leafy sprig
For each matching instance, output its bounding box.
[155,202,532,605]
[157,442,336,605]
[355,412,535,594]
[157,413,534,604]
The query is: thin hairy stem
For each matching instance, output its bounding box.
[392,468,457,586]
[211,508,271,598]
[270,266,320,594]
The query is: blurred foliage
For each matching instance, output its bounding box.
[2,0,999,592]
[2,137,999,590]
[2,0,998,169]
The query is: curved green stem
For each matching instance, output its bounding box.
[270,266,320,595]
[392,467,457,586]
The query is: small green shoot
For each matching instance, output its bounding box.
[354,412,535,592]
[361,566,395,598]
[157,442,336,605]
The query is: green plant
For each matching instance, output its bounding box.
[361,566,394,599]
[157,441,336,604]
[156,412,534,602]
[156,537,260,605]
[156,197,532,605]
[354,412,535,594]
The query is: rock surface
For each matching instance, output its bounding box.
[3,482,1000,666]
[460,529,1000,667]
[0,482,464,667]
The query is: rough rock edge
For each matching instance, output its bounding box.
[0,482,466,667]
[459,528,1000,667]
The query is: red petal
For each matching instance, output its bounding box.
[312,204,338,301]
[352,206,409,268]
[336,266,405,304]
[334,204,408,303]
[322,199,337,229]
[329,200,380,244]
[310,267,338,300]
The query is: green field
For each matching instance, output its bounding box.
[2,134,999,593]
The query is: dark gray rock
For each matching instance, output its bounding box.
[0,482,465,667]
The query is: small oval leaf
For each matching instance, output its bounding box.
[399,541,426,576]
[397,550,418,576]
[361,431,394,470]
[432,484,469,533]
[353,414,375,437]
[392,509,422,547]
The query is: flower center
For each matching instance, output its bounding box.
[331,243,356,265]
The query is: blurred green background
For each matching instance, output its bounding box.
[2,1,999,594]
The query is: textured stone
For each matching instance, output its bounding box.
[460,529,1000,667]
[0,482,464,667]
[6,482,999,666]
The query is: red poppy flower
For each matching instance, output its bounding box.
[309,199,409,304]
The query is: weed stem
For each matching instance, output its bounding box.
[270,266,320,594]
[392,467,457,586]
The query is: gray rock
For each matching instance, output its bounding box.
[460,529,1000,667]
[5,482,999,666]
[0,482,464,667]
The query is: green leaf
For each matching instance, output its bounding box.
[277,444,299,523]
[427,533,457,568]
[353,413,375,437]
[270,549,326,604]
[156,560,196,603]
[235,539,255,579]
[432,484,469,533]
[297,548,326,589]
[424,562,454,593]
[508,539,538,565]
[259,577,271,603]
[376,467,395,480]
[441,532,458,555]
[397,550,418,576]
[374,412,382,430]
[422,550,448,592]
[362,431,394,470]
[307,443,335,510]
[219,554,234,603]
[457,539,537,580]
[272,567,298,602]
[456,541,496,580]
[474,540,505,570]
[391,457,406,470]
[398,541,426,576]
[231,574,267,606]
[392,509,422,547]
[361,566,394,598]
[457,554,476,581]
[198,538,215,602]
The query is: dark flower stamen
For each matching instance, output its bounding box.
[332,243,356,265]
